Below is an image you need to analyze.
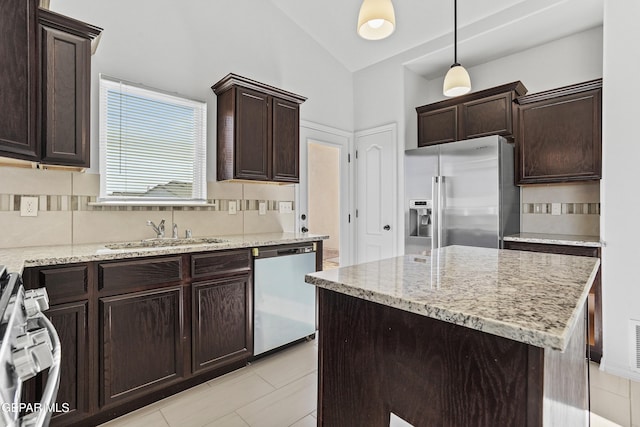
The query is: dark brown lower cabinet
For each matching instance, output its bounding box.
[44,301,90,424]
[99,286,184,407]
[192,275,252,374]
[503,241,602,362]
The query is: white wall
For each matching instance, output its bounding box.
[50,0,354,179]
[601,0,640,381]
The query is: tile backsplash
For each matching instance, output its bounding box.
[0,167,296,249]
[521,181,600,236]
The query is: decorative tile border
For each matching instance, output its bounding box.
[0,194,294,213]
[522,203,600,215]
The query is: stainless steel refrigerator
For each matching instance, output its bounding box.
[404,135,519,255]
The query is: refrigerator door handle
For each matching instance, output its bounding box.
[431,176,438,250]
[438,176,445,248]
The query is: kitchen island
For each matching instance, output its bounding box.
[305,245,599,427]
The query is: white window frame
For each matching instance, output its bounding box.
[98,75,207,205]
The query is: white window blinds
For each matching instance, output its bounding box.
[99,75,207,203]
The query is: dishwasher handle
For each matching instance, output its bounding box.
[253,244,316,259]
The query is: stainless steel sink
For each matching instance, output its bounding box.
[105,237,229,249]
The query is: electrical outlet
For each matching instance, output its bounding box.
[20,196,38,217]
[228,201,237,215]
[551,203,561,216]
[279,201,292,214]
[259,202,266,216]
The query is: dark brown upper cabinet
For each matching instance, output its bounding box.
[39,10,101,167]
[212,74,306,183]
[416,81,527,147]
[515,79,602,185]
[0,0,39,161]
[0,4,101,167]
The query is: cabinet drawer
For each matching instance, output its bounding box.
[33,265,88,304]
[503,241,599,258]
[98,256,182,292]
[191,250,251,279]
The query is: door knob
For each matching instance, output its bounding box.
[383,225,391,231]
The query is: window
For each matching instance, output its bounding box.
[99,75,207,204]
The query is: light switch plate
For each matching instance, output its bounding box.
[279,201,292,214]
[228,201,237,215]
[20,196,38,217]
[259,202,266,215]
[551,203,561,216]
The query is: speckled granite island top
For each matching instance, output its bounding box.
[504,232,602,247]
[305,245,599,351]
[0,232,328,273]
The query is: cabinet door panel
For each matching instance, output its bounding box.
[517,88,601,184]
[192,276,251,373]
[0,0,38,160]
[40,25,89,166]
[100,287,184,406]
[418,106,457,147]
[235,88,270,180]
[46,301,90,425]
[272,98,300,182]
[462,93,513,140]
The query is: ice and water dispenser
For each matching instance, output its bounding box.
[408,199,432,238]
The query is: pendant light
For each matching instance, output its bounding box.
[443,0,471,97]
[357,0,396,41]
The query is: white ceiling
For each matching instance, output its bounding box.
[269,0,604,77]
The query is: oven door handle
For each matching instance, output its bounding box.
[21,313,61,427]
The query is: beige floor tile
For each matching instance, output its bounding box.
[592,412,624,427]
[631,380,640,427]
[161,371,274,427]
[99,409,169,427]
[202,412,250,427]
[251,341,318,389]
[591,386,632,427]
[290,414,317,427]
[591,363,631,397]
[236,373,317,427]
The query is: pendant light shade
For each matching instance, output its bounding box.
[443,0,471,96]
[443,64,471,97]
[357,0,396,41]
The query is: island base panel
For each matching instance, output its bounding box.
[317,289,587,427]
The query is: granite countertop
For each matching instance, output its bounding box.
[305,245,599,351]
[0,232,328,273]
[504,232,602,247]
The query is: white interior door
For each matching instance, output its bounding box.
[355,123,397,263]
[297,121,354,267]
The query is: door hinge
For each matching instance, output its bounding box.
[356,150,358,159]
[356,209,359,218]
[348,214,351,223]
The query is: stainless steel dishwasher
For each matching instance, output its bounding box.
[253,244,317,356]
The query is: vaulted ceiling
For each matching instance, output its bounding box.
[269,0,603,77]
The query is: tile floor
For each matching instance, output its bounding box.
[101,340,634,427]
[100,340,319,427]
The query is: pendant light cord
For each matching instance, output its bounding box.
[453,0,458,65]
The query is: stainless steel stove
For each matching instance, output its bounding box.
[0,266,61,427]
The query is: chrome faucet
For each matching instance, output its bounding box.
[172,223,178,239]
[147,219,165,238]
